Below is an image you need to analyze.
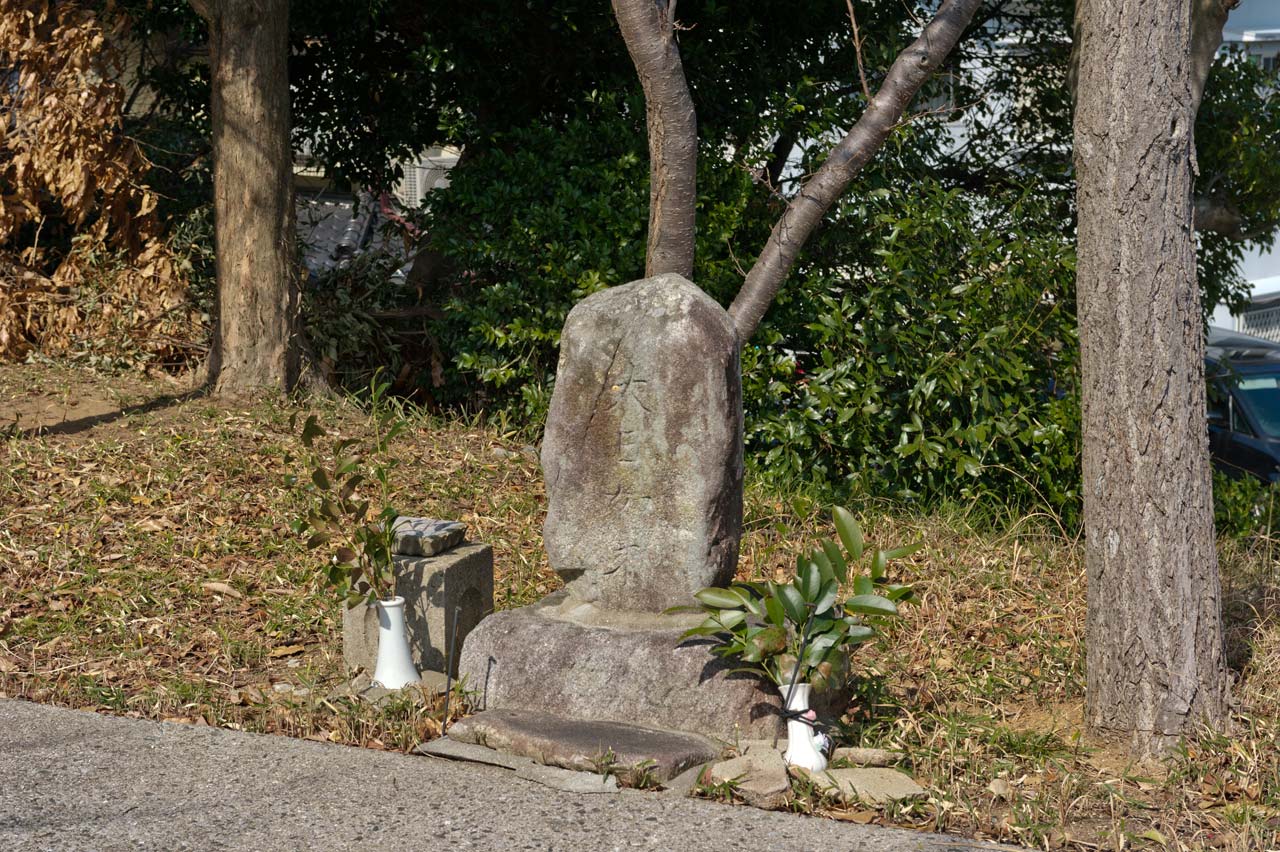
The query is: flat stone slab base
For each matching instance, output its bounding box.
[458,593,789,740]
[447,709,718,784]
[417,736,621,794]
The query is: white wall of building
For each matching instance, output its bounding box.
[1211,0,1280,329]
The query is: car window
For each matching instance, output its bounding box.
[1233,374,1280,439]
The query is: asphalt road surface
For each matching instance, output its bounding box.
[0,699,1018,852]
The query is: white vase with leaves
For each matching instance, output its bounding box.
[676,507,919,771]
[291,385,422,691]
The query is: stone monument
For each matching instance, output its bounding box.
[459,274,784,741]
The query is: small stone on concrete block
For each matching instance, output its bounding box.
[447,709,718,784]
[343,543,493,678]
[391,517,466,557]
[660,764,707,798]
[795,767,927,805]
[708,748,791,810]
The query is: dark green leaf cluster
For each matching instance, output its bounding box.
[744,183,1081,521]
[1212,470,1280,539]
[677,508,917,691]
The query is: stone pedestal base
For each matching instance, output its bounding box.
[457,592,784,741]
[343,543,493,677]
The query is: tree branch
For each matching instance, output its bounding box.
[728,0,983,339]
[1195,195,1273,240]
[1190,0,1239,116]
[611,0,698,279]
[187,0,214,21]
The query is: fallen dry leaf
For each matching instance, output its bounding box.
[0,655,19,673]
[268,644,305,658]
[829,809,877,824]
[200,581,242,599]
[988,777,1014,801]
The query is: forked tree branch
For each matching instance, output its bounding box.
[611,0,698,278]
[728,0,983,339]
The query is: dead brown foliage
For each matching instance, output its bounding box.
[0,1,202,368]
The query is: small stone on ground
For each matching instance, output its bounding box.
[832,746,899,767]
[327,670,449,707]
[708,748,791,810]
[797,767,927,805]
[660,764,706,797]
[448,708,718,783]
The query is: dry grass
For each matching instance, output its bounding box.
[2,362,1279,850]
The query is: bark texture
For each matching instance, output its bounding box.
[1074,0,1229,754]
[200,0,302,396]
[611,0,697,279]
[728,0,982,339]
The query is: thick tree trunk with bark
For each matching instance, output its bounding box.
[611,0,697,279]
[196,0,302,396]
[1074,0,1229,755]
[728,0,982,339]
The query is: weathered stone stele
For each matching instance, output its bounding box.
[458,274,775,744]
[541,273,743,612]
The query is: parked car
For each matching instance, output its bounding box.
[1206,327,1280,482]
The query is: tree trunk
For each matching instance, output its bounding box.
[728,0,982,339]
[198,0,302,396]
[1074,0,1229,755]
[611,0,697,279]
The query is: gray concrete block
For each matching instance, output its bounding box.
[343,542,493,677]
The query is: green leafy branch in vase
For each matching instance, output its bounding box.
[677,507,919,691]
[285,377,409,608]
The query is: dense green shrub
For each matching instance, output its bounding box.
[743,186,1080,519]
[422,102,1081,520]
[421,97,766,423]
[1213,470,1280,538]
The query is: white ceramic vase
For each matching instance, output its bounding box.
[779,682,828,772]
[372,596,420,689]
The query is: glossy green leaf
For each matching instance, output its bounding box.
[694,587,748,610]
[775,582,807,626]
[813,579,840,616]
[833,506,864,561]
[820,539,848,584]
[870,550,888,581]
[764,595,786,628]
[883,542,924,561]
[844,594,898,617]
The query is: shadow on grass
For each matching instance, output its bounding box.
[13,390,203,439]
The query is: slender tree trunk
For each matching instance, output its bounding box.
[728,0,982,339]
[611,0,697,279]
[197,0,302,396]
[1074,0,1229,756]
